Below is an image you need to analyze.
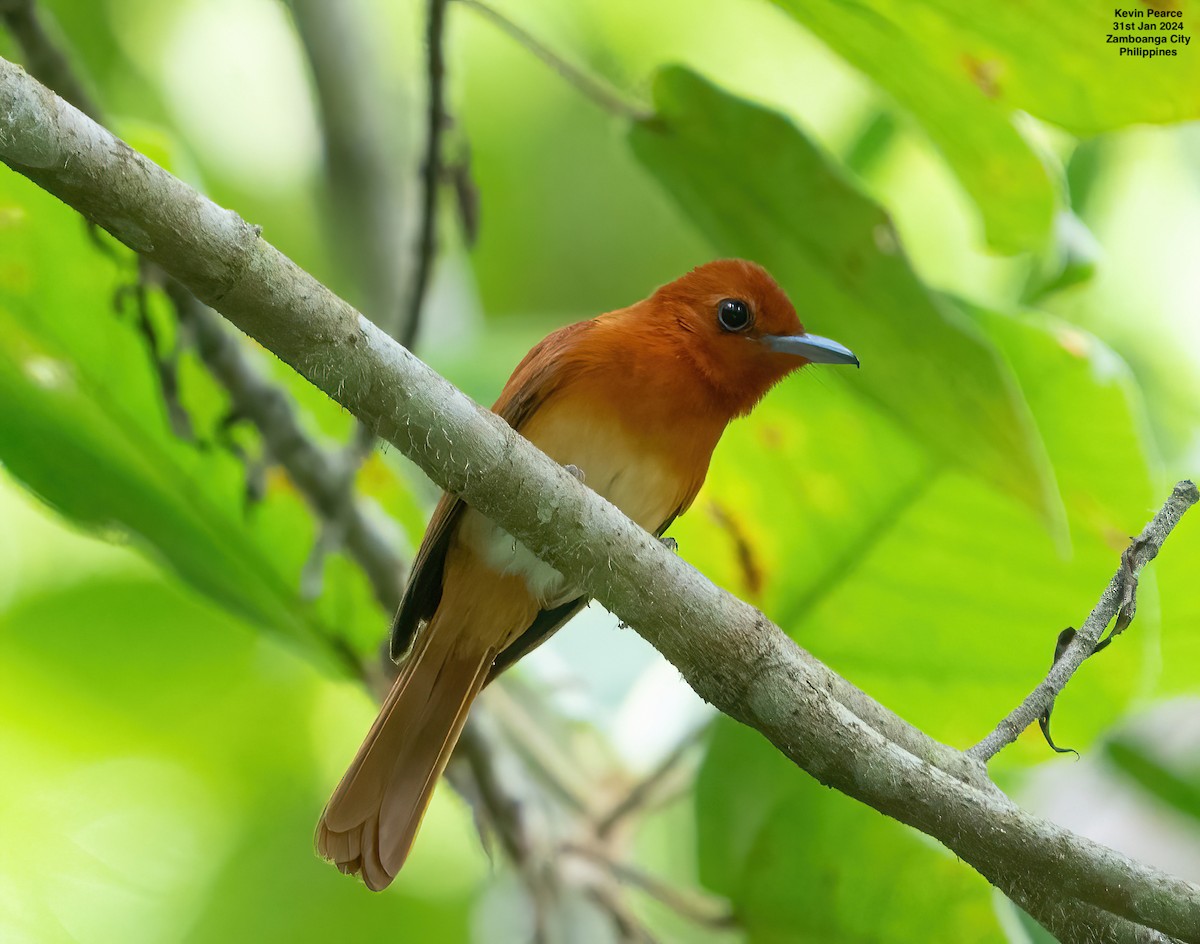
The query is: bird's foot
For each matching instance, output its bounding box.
[563,464,585,483]
[660,536,678,553]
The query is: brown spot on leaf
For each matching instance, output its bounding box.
[707,500,765,598]
[758,425,783,450]
[962,54,1003,99]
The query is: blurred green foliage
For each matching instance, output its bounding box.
[2,0,1199,942]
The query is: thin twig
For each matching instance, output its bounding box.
[969,480,1198,763]
[485,685,601,816]
[401,0,449,352]
[454,0,652,123]
[166,283,408,612]
[595,724,707,838]
[289,0,417,594]
[565,843,735,930]
[447,713,531,864]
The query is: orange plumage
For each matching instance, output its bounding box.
[316,259,858,889]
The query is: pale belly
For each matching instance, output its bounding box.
[457,401,688,608]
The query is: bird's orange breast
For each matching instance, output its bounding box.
[458,382,721,607]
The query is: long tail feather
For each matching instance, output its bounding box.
[316,623,494,890]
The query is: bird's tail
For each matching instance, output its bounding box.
[316,620,495,890]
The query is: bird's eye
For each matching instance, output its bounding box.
[717,298,752,332]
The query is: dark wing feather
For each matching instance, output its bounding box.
[389,492,462,660]
[486,597,589,684]
[389,320,597,662]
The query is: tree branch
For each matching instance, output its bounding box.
[970,479,1199,763]
[3,59,1198,942]
[402,0,449,353]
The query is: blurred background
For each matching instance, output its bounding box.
[1,0,1199,941]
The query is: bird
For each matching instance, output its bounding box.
[315,258,858,889]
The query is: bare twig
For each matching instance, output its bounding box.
[289,0,418,594]
[486,684,601,817]
[565,842,735,930]
[454,0,652,123]
[447,711,532,865]
[969,480,1198,763]
[116,267,194,441]
[595,724,707,839]
[402,0,449,352]
[7,59,1200,942]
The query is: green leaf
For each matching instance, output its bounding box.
[768,0,1056,252]
[629,66,1058,525]
[780,0,1200,135]
[696,717,1005,943]
[0,164,388,670]
[676,308,1155,760]
[769,2,1200,250]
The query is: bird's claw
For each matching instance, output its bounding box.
[563,464,585,483]
[660,537,678,553]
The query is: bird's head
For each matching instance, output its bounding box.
[647,259,858,416]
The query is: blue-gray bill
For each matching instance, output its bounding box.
[762,332,860,367]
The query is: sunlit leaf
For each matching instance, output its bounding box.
[769,1,1200,250]
[696,717,1005,943]
[680,308,1155,771]
[630,66,1058,527]
[0,166,390,668]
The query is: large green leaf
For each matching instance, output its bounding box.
[774,0,1200,135]
[0,165,392,668]
[630,67,1057,525]
[689,308,1159,938]
[769,1,1200,251]
[676,307,1155,763]
[696,717,1005,943]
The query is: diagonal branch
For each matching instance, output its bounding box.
[3,59,1199,943]
[970,479,1199,763]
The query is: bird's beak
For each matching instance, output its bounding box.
[762,332,860,367]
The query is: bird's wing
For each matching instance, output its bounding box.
[389,320,597,662]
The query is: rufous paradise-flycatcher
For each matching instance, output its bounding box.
[317,259,859,889]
